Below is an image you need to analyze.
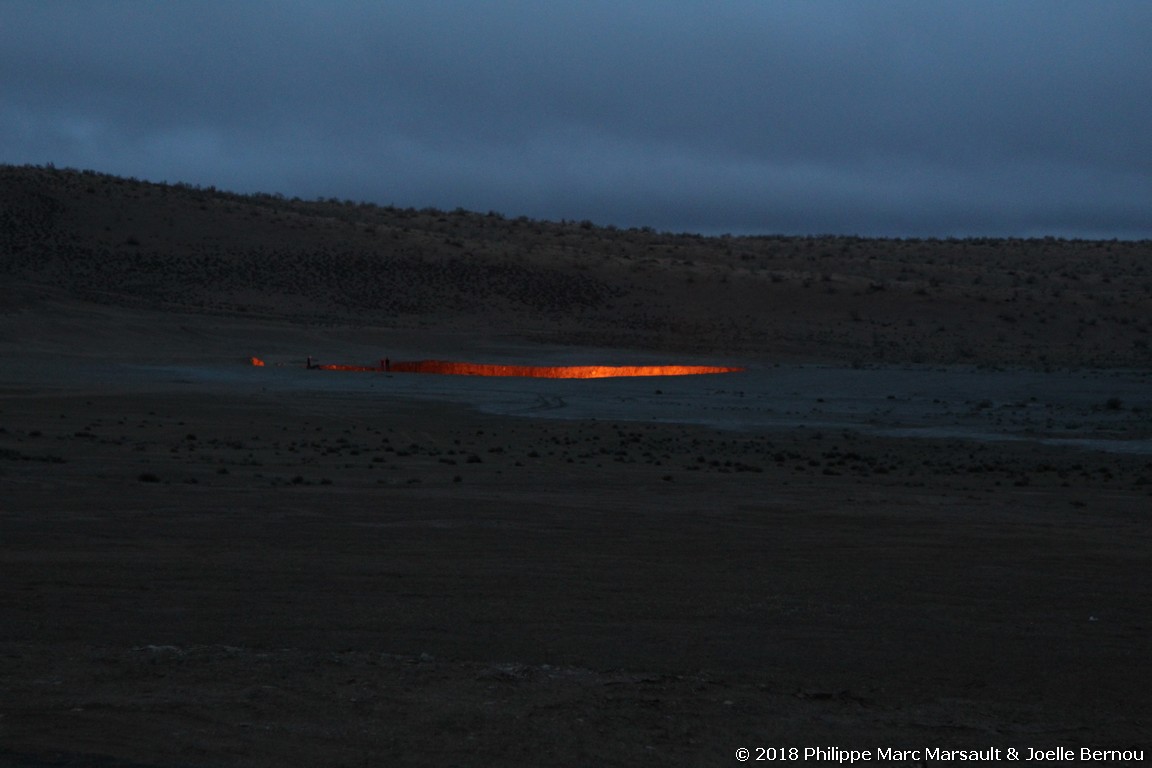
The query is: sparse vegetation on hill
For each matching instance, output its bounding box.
[3,163,1150,365]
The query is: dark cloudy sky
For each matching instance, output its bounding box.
[3,1,1150,238]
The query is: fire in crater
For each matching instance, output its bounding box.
[384,360,743,378]
[263,357,743,378]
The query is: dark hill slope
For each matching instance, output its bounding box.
[2,164,1150,364]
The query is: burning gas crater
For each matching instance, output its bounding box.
[251,357,742,378]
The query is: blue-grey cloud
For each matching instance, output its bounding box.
[2,0,1150,238]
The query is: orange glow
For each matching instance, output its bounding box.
[302,359,743,377]
[316,363,380,372]
[250,357,265,367]
[388,360,743,377]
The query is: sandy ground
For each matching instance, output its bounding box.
[3,307,1152,766]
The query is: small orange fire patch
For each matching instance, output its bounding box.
[315,363,378,372]
[250,357,266,367]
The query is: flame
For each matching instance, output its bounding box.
[258,356,742,377]
[315,363,380,372]
[388,360,743,378]
[299,359,742,377]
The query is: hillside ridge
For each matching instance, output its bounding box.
[3,163,1150,365]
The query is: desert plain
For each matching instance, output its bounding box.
[2,165,1151,765]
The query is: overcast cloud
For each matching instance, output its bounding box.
[2,1,1150,238]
